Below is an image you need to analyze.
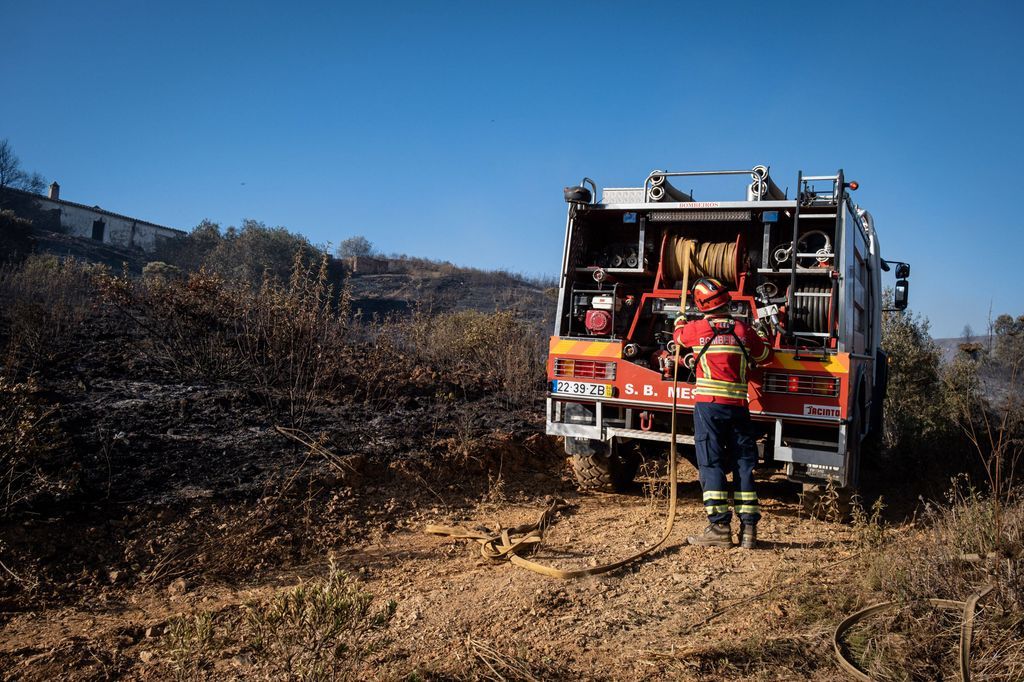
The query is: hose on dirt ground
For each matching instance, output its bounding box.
[663,236,737,286]
[425,244,694,578]
[833,584,994,681]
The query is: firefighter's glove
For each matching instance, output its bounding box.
[672,325,686,348]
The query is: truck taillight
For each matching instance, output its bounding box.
[553,359,616,380]
[764,372,839,397]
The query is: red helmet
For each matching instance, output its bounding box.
[692,277,731,312]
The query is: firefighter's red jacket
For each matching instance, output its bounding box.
[674,316,772,407]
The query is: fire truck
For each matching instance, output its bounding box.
[546,167,910,494]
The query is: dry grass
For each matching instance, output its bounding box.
[843,489,1024,680]
[377,308,547,408]
[0,376,69,517]
[0,254,99,373]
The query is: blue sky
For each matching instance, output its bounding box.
[3,1,1022,337]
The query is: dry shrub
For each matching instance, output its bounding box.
[233,254,349,426]
[0,377,70,516]
[383,309,546,407]
[101,268,244,381]
[103,252,350,426]
[0,254,98,372]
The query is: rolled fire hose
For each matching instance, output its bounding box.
[663,236,738,286]
[747,165,787,201]
[425,245,693,579]
[649,172,695,202]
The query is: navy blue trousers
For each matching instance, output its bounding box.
[693,402,761,526]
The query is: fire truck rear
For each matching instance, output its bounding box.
[546,167,911,493]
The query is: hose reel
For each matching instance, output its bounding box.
[789,285,832,334]
[663,236,739,286]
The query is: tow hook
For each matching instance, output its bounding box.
[639,411,654,431]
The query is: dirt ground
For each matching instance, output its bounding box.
[1,449,869,680]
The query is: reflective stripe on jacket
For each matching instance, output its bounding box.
[674,316,772,406]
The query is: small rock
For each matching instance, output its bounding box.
[232,654,253,668]
[145,624,165,638]
[139,651,157,665]
[167,578,187,596]
[108,569,123,584]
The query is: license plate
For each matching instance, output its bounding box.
[551,380,613,398]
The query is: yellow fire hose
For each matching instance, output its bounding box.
[425,244,694,578]
[832,584,994,681]
[663,236,737,286]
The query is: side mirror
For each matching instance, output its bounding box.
[895,263,911,279]
[894,279,910,310]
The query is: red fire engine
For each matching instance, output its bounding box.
[547,167,910,494]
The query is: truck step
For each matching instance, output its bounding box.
[606,427,695,444]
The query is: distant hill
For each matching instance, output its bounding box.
[346,271,555,327]
[22,226,556,326]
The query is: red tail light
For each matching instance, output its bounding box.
[553,359,616,380]
[765,372,839,397]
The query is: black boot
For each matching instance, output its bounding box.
[739,524,757,549]
[687,522,733,548]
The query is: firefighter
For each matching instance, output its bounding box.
[674,278,772,549]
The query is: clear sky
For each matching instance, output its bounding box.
[3,1,1022,337]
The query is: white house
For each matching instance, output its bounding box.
[2,182,185,253]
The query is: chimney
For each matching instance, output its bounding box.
[48,181,60,200]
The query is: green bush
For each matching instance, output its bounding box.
[881,308,954,455]
[242,561,396,680]
[155,219,338,287]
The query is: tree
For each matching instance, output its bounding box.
[337,235,373,258]
[0,139,46,193]
[992,313,1024,367]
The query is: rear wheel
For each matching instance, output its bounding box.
[566,438,638,492]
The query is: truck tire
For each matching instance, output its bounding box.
[566,438,638,492]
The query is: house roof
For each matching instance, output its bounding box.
[1,186,186,235]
